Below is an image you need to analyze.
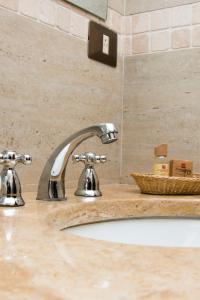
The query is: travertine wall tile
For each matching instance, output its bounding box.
[123,49,200,183]
[117,35,123,55]
[121,15,132,34]
[39,0,56,26]
[19,0,39,19]
[108,0,124,15]
[192,3,200,24]
[172,5,192,27]
[132,34,149,54]
[151,9,171,31]
[2,0,200,190]
[104,8,112,28]
[172,28,190,48]
[3,0,200,57]
[70,11,89,40]
[109,9,121,33]
[0,0,18,11]
[125,0,200,15]
[56,5,71,33]
[121,35,132,55]
[192,25,200,46]
[0,8,122,188]
[132,13,150,34]
[151,31,170,52]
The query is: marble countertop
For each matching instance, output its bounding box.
[1,184,200,300]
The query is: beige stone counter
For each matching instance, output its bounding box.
[1,184,200,300]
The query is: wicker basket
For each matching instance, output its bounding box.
[131,173,200,195]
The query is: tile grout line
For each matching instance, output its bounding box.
[119,50,125,183]
[119,0,126,183]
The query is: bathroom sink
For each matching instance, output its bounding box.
[66,218,200,248]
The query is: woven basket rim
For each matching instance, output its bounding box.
[130,173,200,182]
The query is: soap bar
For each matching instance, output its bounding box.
[169,160,193,177]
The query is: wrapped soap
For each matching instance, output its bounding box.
[169,160,193,177]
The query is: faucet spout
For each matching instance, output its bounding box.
[36,123,118,201]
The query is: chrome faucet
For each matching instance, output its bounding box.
[73,152,107,197]
[0,150,32,207]
[36,123,118,201]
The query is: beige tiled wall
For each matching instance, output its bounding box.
[121,2,200,56]
[108,0,124,15]
[121,1,200,183]
[0,6,123,191]
[1,0,200,189]
[0,0,125,45]
[1,1,200,57]
[0,0,18,11]
[122,48,200,183]
[125,0,200,15]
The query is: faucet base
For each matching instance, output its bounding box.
[75,190,102,197]
[36,197,67,201]
[0,196,25,207]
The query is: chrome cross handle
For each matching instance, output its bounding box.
[0,150,32,168]
[73,152,107,198]
[0,150,32,207]
[73,152,107,165]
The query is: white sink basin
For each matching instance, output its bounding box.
[66,218,200,248]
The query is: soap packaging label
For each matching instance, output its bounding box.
[153,163,169,176]
[169,160,193,177]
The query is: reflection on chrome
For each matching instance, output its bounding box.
[5,255,12,261]
[5,230,12,242]
[3,209,16,217]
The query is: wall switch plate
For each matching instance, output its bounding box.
[88,21,117,67]
[103,34,110,55]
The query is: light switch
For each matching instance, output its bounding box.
[103,34,110,55]
[88,21,117,67]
